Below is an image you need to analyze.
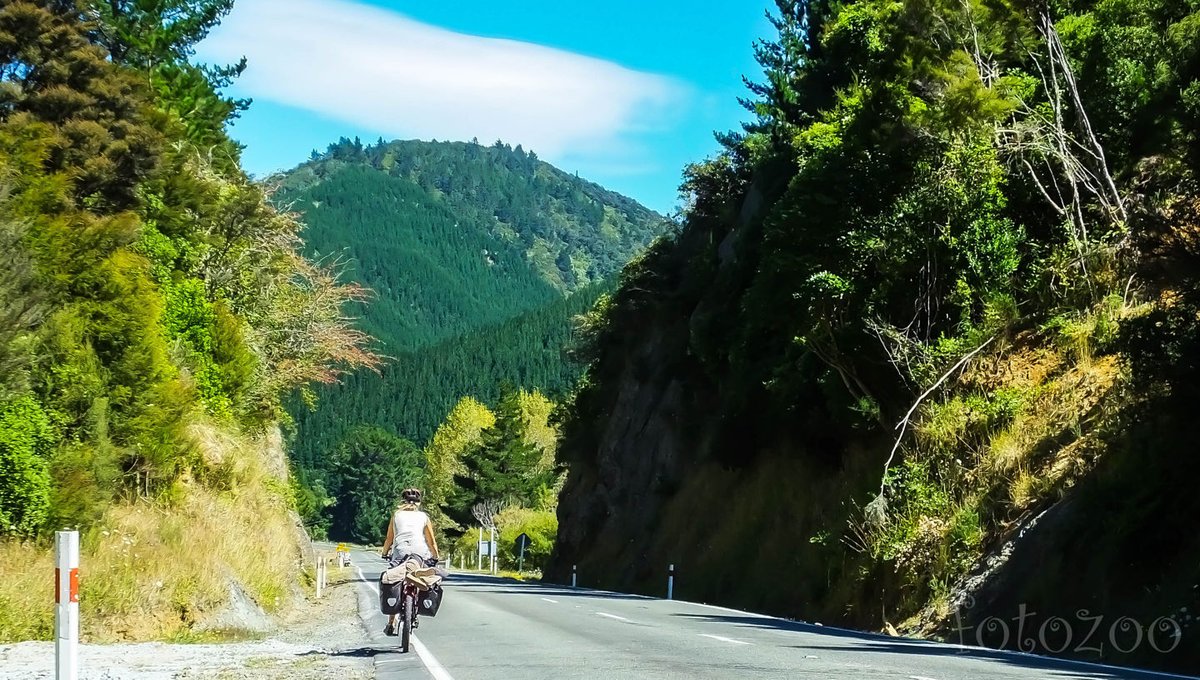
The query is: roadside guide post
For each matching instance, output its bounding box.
[515,532,530,573]
[55,530,79,680]
[477,526,483,570]
[489,526,497,575]
[571,564,577,588]
[667,563,675,600]
[315,555,325,599]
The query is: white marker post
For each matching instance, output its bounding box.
[571,564,577,588]
[667,564,675,601]
[55,530,79,680]
[315,556,324,599]
[489,526,497,575]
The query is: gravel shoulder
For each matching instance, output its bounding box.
[0,566,372,680]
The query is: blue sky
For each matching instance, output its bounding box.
[198,0,775,214]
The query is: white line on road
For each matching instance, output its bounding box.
[541,597,559,604]
[356,565,380,595]
[910,676,939,680]
[413,636,455,680]
[698,634,752,646]
[595,612,632,622]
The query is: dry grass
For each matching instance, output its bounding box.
[984,428,1026,476]
[867,305,1130,630]
[0,540,55,641]
[0,421,306,643]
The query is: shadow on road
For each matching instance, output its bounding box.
[296,646,391,659]
[671,613,1197,680]
[442,573,649,600]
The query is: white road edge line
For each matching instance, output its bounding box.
[541,597,559,604]
[595,612,631,622]
[355,563,457,680]
[355,565,379,595]
[412,636,454,680]
[698,633,752,646]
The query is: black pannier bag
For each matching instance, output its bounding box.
[378,575,402,615]
[418,584,443,616]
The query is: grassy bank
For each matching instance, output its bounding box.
[0,423,306,642]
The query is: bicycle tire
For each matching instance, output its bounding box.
[401,591,414,653]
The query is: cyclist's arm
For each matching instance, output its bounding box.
[424,520,440,560]
[381,515,395,558]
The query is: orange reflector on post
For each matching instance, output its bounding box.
[54,568,79,603]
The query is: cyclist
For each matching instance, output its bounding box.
[380,487,440,635]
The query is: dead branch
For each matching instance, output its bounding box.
[874,334,998,502]
[472,499,504,530]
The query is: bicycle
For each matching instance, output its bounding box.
[395,578,418,652]
[382,555,441,653]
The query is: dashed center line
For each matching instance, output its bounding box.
[595,612,632,622]
[910,676,939,680]
[698,634,752,646]
[541,597,559,604]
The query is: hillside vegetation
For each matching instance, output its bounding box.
[0,0,373,639]
[278,139,666,538]
[550,0,1200,673]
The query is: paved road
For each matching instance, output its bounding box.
[346,548,1193,680]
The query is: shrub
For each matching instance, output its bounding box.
[0,396,56,537]
[495,507,557,572]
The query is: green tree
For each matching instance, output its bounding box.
[0,0,379,538]
[423,396,495,529]
[451,387,552,519]
[328,427,423,543]
[89,0,248,150]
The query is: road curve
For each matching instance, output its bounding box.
[346,548,1194,680]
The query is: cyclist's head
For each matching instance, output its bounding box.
[401,488,422,505]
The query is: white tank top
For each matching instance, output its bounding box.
[390,509,432,559]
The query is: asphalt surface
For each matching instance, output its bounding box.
[346,548,1194,680]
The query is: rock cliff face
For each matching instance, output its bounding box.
[547,178,1200,675]
[546,175,875,607]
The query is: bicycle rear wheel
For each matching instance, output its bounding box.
[401,591,414,653]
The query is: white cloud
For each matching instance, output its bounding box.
[198,0,687,160]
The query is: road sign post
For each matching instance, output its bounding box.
[515,532,530,572]
[55,530,79,680]
[667,563,675,601]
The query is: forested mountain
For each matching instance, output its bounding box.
[277,138,666,537]
[0,0,372,641]
[278,163,557,351]
[550,0,1200,674]
[291,284,606,471]
[275,138,666,351]
[291,138,662,291]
